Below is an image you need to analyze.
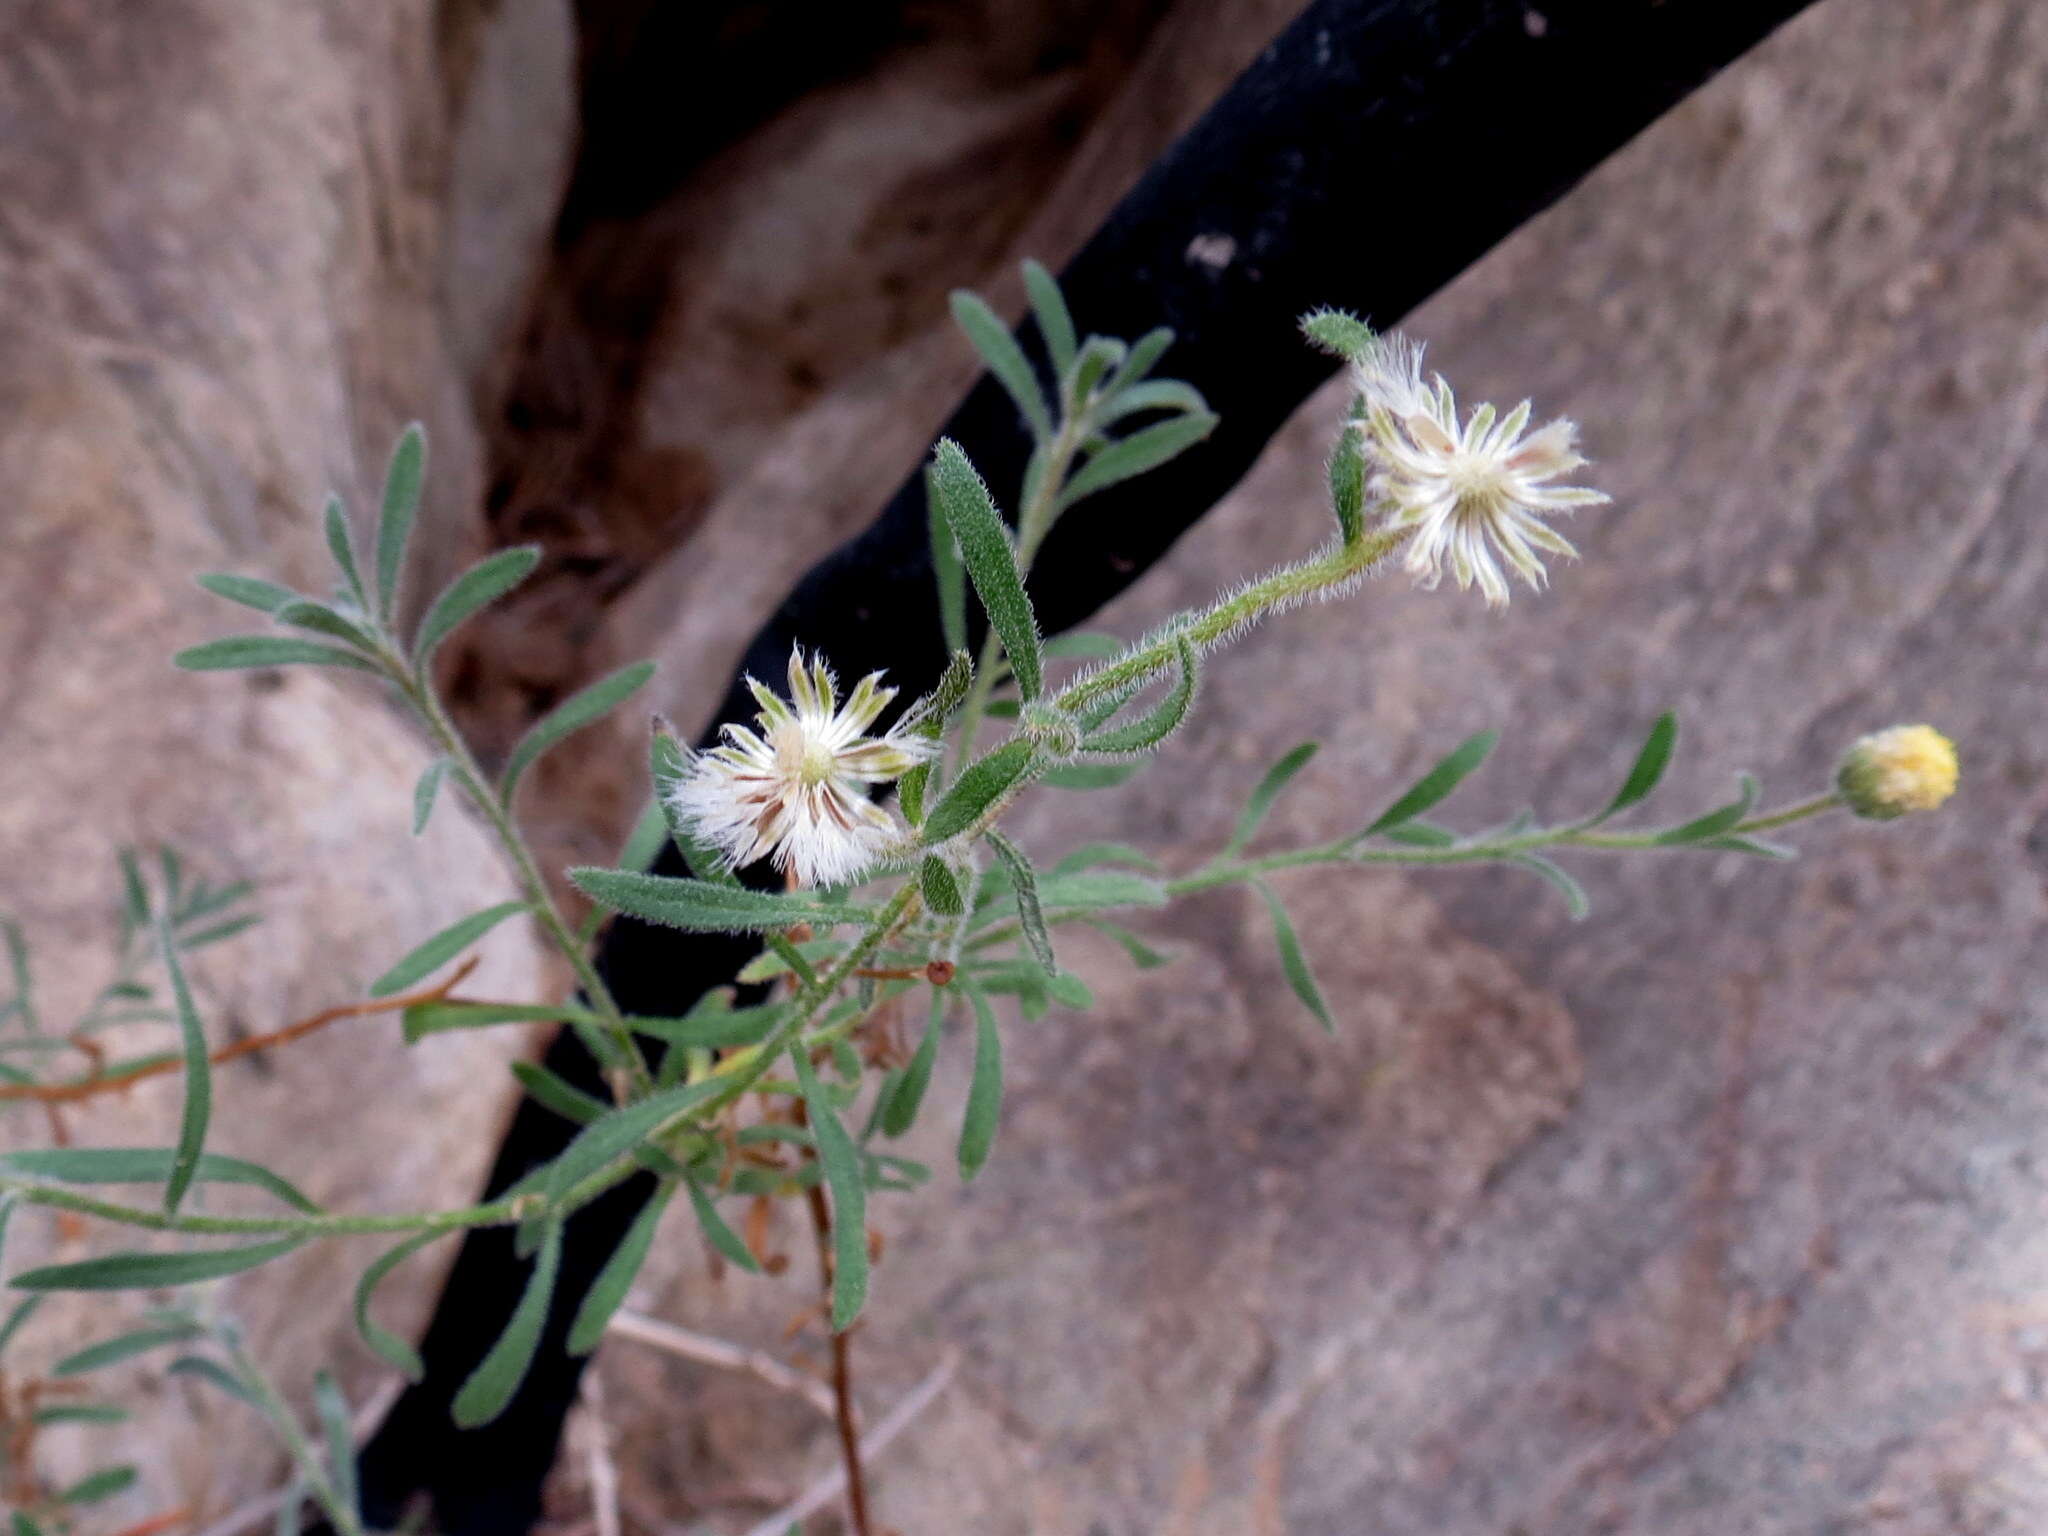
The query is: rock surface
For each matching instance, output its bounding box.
[575,1,2048,1531]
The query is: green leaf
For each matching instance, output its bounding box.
[1088,378,1209,431]
[958,982,1004,1181]
[1057,413,1217,510]
[402,998,585,1042]
[685,1178,761,1273]
[1050,842,1159,876]
[2,918,34,1034]
[15,1238,303,1292]
[1226,741,1320,856]
[157,915,210,1214]
[569,869,867,932]
[790,1047,868,1331]
[615,796,671,874]
[169,1355,259,1406]
[1508,853,1590,920]
[922,738,1037,843]
[927,467,968,656]
[541,1079,725,1207]
[1327,421,1367,542]
[0,1148,316,1213]
[196,571,299,614]
[1082,638,1197,754]
[985,831,1053,977]
[1694,833,1796,859]
[452,1223,561,1428]
[33,1403,128,1426]
[1045,969,1092,1009]
[368,900,529,997]
[0,1294,42,1355]
[1364,731,1498,836]
[274,598,377,652]
[376,423,426,625]
[315,1369,357,1516]
[12,1513,44,1536]
[1040,631,1125,660]
[59,1465,138,1505]
[1593,712,1678,824]
[929,440,1042,700]
[1039,759,1142,791]
[949,291,1052,441]
[1377,820,1456,847]
[1654,773,1761,846]
[1064,335,1125,411]
[501,661,656,804]
[323,494,368,609]
[173,635,381,673]
[1028,871,1167,911]
[1021,259,1077,382]
[1084,919,1171,970]
[1100,326,1174,397]
[569,1181,675,1355]
[880,993,945,1138]
[411,758,449,836]
[1255,879,1332,1033]
[920,855,965,916]
[1299,307,1376,360]
[354,1232,438,1380]
[511,1060,607,1126]
[413,545,541,667]
[51,1321,201,1376]
[904,648,974,734]
[276,1480,306,1536]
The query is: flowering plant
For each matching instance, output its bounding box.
[0,266,1955,1534]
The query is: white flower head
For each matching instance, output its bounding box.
[670,647,935,887]
[1351,332,1609,607]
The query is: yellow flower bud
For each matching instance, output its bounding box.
[1835,724,1959,820]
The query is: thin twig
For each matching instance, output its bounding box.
[186,1376,403,1536]
[725,1352,959,1536]
[579,1367,622,1536]
[802,1167,871,1536]
[604,1310,836,1420]
[0,961,481,1104]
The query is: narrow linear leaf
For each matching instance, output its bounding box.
[11,1513,41,1536]
[354,1232,438,1380]
[375,423,426,625]
[569,869,867,933]
[568,1181,676,1354]
[15,1238,303,1292]
[1327,421,1367,543]
[1508,853,1591,921]
[1041,631,1125,660]
[1039,759,1142,791]
[922,738,1037,843]
[323,495,368,608]
[958,982,1003,1181]
[276,1480,306,1536]
[1594,712,1678,823]
[1084,919,1171,971]
[542,1078,725,1207]
[1226,741,1320,856]
[1088,378,1209,430]
[1694,833,1796,860]
[1024,871,1168,912]
[158,916,210,1214]
[1653,773,1762,846]
[791,1047,868,1330]
[501,661,656,804]
[930,440,1041,700]
[412,758,448,836]
[511,1060,607,1126]
[1376,820,1457,847]
[413,545,541,667]
[1083,638,1197,754]
[274,599,377,652]
[368,901,528,998]
[920,855,965,917]
[452,1223,562,1428]
[764,932,819,990]
[903,648,975,733]
[1021,259,1077,381]
[685,1178,761,1274]
[1255,879,1333,1033]
[927,466,968,656]
[1057,412,1218,510]
[0,1294,44,1355]
[59,1465,138,1505]
[1299,308,1376,360]
[880,993,945,1139]
[52,1321,200,1376]
[1364,731,1498,836]
[1064,335,1125,411]
[32,1403,128,1426]
[1050,841,1159,876]
[196,572,299,614]
[949,291,1052,440]
[615,797,671,875]
[174,636,380,674]
[1100,325,1174,397]
[314,1369,357,1516]
[168,1355,259,1405]
[0,1147,317,1213]
[985,831,1054,977]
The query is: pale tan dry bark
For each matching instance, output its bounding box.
[0,0,567,1517]
[571,1,2048,1532]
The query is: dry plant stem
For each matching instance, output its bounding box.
[727,1351,959,1536]
[0,959,481,1104]
[798,1100,872,1536]
[579,1368,622,1536]
[604,1310,836,1418]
